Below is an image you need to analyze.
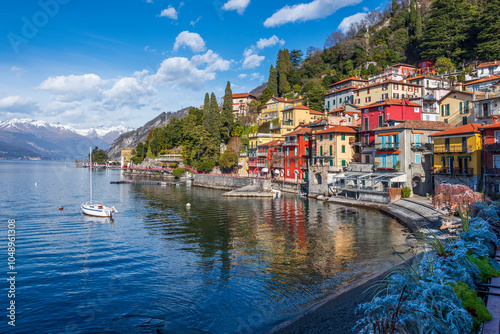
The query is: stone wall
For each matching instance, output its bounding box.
[193,174,267,191]
[433,175,481,191]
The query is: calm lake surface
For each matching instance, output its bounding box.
[0,161,410,334]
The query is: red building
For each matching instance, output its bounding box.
[256,140,284,177]
[282,126,313,182]
[359,99,422,163]
[417,60,435,76]
[480,119,500,194]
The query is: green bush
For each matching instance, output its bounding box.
[451,281,492,329]
[468,255,500,282]
[172,167,185,179]
[131,156,143,165]
[196,158,215,173]
[401,186,412,198]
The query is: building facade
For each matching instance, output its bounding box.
[324,77,367,112]
[247,133,273,175]
[229,93,257,116]
[353,80,424,107]
[271,105,324,137]
[282,127,312,183]
[480,121,500,195]
[431,124,482,190]
[438,90,476,126]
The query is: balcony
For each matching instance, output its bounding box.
[433,144,474,154]
[485,168,500,175]
[248,162,258,167]
[411,143,433,151]
[257,152,267,157]
[485,143,500,152]
[300,164,308,170]
[375,143,400,150]
[257,162,267,168]
[283,141,298,146]
[273,161,284,168]
[433,167,474,175]
[375,164,401,171]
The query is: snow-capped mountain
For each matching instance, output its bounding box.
[0,119,133,160]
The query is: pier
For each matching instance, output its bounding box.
[110,180,178,186]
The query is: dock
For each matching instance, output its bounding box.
[110,180,177,186]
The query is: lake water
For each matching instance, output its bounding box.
[0,161,410,334]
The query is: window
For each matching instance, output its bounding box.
[342,160,346,166]
[394,84,399,90]
[441,105,445,116]
[320,135,323,141]
[286,147,290,156]
[367,87,370,94]
[415,134,421,144]
[382,84,388,91]
[495,131,500,143]
[330,134,333,141]
[365,155,370,163]
[287,159,290,167]
[415,88,419,93]
[305,147,309,156]
[414,107,420,113]
[356,99,360,104]
[342,145,345,153]
[494,156,500,168]
[446,104,450,116]
[382,154,387,167]
[365,134,369,145]
[320,146,323,156]
[357,91,359,96]
[459,102,463,113]
[382,93,389,99]
[393,93,399,99]
[333,99,336,106]
[364,117,369,131]
[329,145,332,156]
[304,135,309,141]
[378,114,384,127]
[330,159,333,166]
[426,80,429,87]
[327,101,330,109]
[339,98,342,104]
[341,134,345,140]
[287,169,289,176]
[463,116,468,125]
[408,86,413,92]
[415,154,421,164]
[465,101,470,112]
[294,147,298,156]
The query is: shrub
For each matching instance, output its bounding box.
[468,255,500,282]
[196,158,215,173]
[401,186,411,198]
[131,156,143,165]
[451,281,492,329]
[172,167,185,179]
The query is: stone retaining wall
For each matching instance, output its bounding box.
[193,174,270,191]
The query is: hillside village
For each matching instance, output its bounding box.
[119,0,500,200]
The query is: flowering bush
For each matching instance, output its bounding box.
[432,184,483,215]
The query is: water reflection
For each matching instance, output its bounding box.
[132,185,409,333]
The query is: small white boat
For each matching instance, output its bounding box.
[81,147,116,218]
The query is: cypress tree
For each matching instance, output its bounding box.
[209,92,221,144]
[392,0,398,15]
[277,50,291,96]
[202,92,210,130]
[221,81,234,143]
[415,1,422,40]
[409,0,417,34]
[268,65,278,96]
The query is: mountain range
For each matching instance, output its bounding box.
[0,119,132,160]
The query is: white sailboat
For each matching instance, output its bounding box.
[81,147,116,218]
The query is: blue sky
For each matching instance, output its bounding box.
[0,0,388,129]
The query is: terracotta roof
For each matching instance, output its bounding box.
[429,123,482,137]
[272,96,303,103]
[328,76,367,87]
[480,121,500,130]
[391,63,418,68]
[358,99,421,109]
[406,75,447,82]
[231,93,256,99]
[257,139,283,148]
[477,60,500,69]
[353,79,423,91]
[464,74,500,86]
[372,120,452,132]
[287,104,324,115]
[313,125,358,135]
[439,90,475,102]
[327,106,345,114]
[324,85,358,95]
[284,127,312,137]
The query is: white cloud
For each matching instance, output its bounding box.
[190,16,201,27]
[173,31,206,53]
[238,74,248,79]
[250,73,264,81]
[263,0,362,27]
[37,74,104,102]
[338,12,367,33]
[102,70,156,109]
[242,54,265,69]
[146,0,153,3]
[151,50,231,89]
[10,66,24,72]
[0,96,39,114]
[159,6,178,20]
[221,0,250,15]
[256,35,285,49]
[242,35,285,69]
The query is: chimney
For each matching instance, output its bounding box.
[307,103,310,107]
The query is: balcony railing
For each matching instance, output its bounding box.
[433,144,474,153]
[485,143,500,152]
[257,152,267,157]
[411,143,433,151]
[374,163,401,171]
[375,143,400,150]
[257,162,266,167]
[248,162,258,167]
[484,168,500,175]
[433,167,474,175]
[283,141,298,146]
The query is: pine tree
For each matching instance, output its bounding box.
[409,0,417,32]
[422,0,473,62]
[392,0,398,15]
[476,0,500,60]
[220,81,234,143]
[268,65,278,96]
[290,50,303,70]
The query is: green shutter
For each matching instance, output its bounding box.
[341,134,345,140]
[441,105,444,116]
[320,146,323,156]
[459,102,463,113]
[342,160,346,166]
[446,104,450,116]
[342,145,345,153]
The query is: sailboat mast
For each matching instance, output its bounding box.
[89,147,92,204]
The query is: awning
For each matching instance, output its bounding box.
[274,169,280,174]
[262,168,269,173]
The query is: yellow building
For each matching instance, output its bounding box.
[352,80,423,107]
[311,125,358,168]
[247,133,273,172]
[271,105,325,137]
[430,123,482,190]
[260,96,303,124]
[120,147,134,167]
[238,153,249,176]
[438,90,476,126]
